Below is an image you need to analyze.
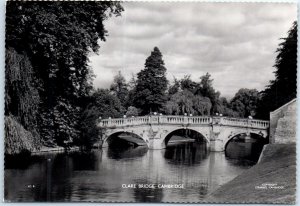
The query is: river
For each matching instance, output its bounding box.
[5,136,265,202]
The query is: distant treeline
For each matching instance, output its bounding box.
[5,1,296,153]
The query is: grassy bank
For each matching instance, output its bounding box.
[206,144,296,204]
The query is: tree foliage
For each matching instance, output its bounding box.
[198,73,220,113]
[257,22,297,119]
[79,89,123,147]
[133,47,168,114]
[164,90,211,115]
[5,116,41,155]
[5,48,42,152]
[168,77,181,96]
[180,75,197,93]
[216,97,239,117]
[6,1,123,147]
[230,89,260,117]
[126,106,141,117]
[5,48,40,137]
[110,71,129,107]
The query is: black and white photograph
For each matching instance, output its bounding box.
[4,1,297,203]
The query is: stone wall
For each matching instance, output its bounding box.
[270,99,296,144]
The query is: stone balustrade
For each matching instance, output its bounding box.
[99,115,269,129]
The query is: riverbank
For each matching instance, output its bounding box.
[31,146,80,155]
[206,144,296,204]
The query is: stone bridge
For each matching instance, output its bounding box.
[98,115,269,151]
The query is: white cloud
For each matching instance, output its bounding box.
[90,2,297,98]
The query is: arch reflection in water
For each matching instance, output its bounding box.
[107,145,148,160]
[164,129,208,146]
[164,129,209,166]
[225,133,268,165]
[106,132,147,148]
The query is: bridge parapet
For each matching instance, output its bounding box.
[99,115,269,129]
[220,117,269,129]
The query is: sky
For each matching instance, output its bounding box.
[89,2,297,99]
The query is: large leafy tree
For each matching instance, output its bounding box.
[197,73,220,114]
[230,89,260,118]
[164,90,212,116]
[217,97,239,117]
[133,47,168,114]
[6,1,123,146]
[180,75,198,93]
[192,95,212,115]
[79,89,123,147]
[168,77,181,97]
[257,22,297,119]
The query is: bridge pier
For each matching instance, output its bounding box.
[209,140,224,152]
[148,139,166,150]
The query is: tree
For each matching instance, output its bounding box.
[164,90,212,116]
[5,48,43,152]
[126,106,141,117]
[126,74,138,107]
[93,89,124,119]
[180,75,198,93]
[230,89,260,118]
[133,47,168,114]
[6,1,123,147]
[198,73,220,114]
[79,89,123,147]
[168,77,181,97]
[257,22,297,119]
[192,96,212,115]
[165,90,194,115]
[110,71,129,107]
[217,97,239,117]
[5,48,40,137]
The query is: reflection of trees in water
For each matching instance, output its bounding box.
[5,151,44,169]
[197,181,209,197]
[177,180,209,200]
[69,150,102,171]
[5,153,75,201]
[225,134,267,166]
[133,179,163,203]
[107,146,148,160]
[193,180,209,198]
[46,153,74,201]
[164,142,209,165]
[5,159,47,201]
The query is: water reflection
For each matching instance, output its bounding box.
[5,136,265,202]
[164,142,209,165]
[133,179,164,202]
[107,146,148,160]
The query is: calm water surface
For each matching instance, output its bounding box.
[5,139,265,202]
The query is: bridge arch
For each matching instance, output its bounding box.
[99,115,269,151]
[224,131,267,152]
[103,130,148,148]
[162,128,209,148]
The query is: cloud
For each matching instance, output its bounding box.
[89,2,297,98]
